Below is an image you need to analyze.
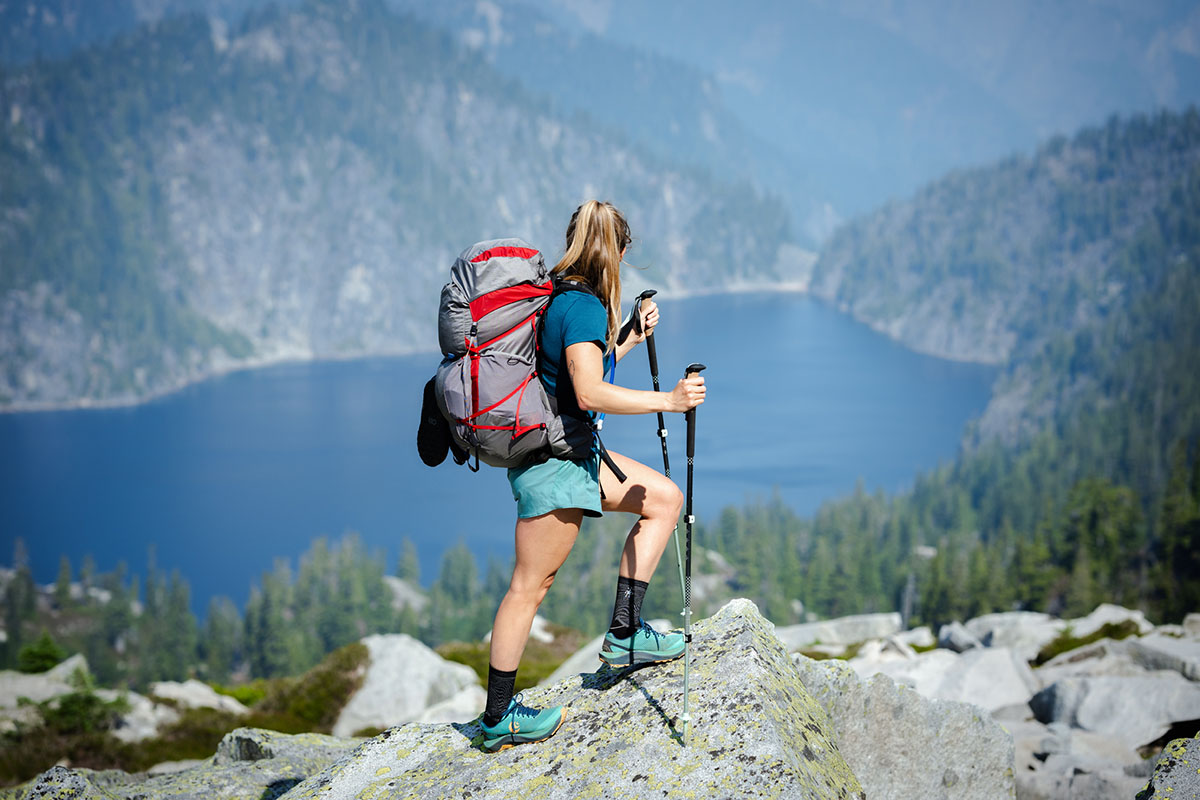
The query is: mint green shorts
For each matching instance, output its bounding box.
[507,453,603,519]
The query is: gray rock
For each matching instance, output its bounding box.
[98,689,180,743]
[1030,674,1200,749]
[939,620,984,652]
[148,679,249,715]
[896,626,936,649]
[774,611,902,650]
[1065,603,1153,639]
[1184,613,1200,638]
[0,653,89,712]
[287,599,865,800]
[794,654,1015,799]
[964,611,1063,661]
[1129,633,1200,680]
[1034,638,1148,688]
[12,728,359,800]
[145,760,204,777]
[856,645,1037,712]
[13,765,123,800]
[331,633,479,737]
[1137,735,1200,799]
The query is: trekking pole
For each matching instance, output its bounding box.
[634,290,688,610]
[681,361,705,746]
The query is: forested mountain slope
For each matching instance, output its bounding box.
[715,111,1200,626]
[0,0,800,410]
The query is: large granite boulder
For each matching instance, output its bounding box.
[99,689,181,743]
[1137,735,1200,799]
[794,654,1015,799]
[9,728,359,800]
[288,599,865,800]
[963,612,1063,661]
[774,612,902,651]
[1033,638,1148,687]
[853,646,1037,712]
[0,653,89,710]
[1030,673,1200,750]
[1129,633,1200,681]
[938,621,984,653]
[1065,603,1153,639]
[148,679,250,715]
[331,633,479,737]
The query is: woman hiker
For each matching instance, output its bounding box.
[480,200,707,752]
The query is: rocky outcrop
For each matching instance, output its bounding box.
[836,602,1200,799]
[331,634,479,737]
[287,599,864,799]
[794,655,1015,799]
[12,728,359,800]
[18,601,864,800]
[1137,735,1200,799]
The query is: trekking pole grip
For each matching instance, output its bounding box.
[633,289,657,336]
[684,363,706,458]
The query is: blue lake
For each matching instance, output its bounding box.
[0,293,996,611]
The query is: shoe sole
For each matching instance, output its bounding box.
[483,712,565,752]
[598,648,685,667]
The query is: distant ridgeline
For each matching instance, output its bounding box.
[767,109,1200,626]
[0,0,797,409]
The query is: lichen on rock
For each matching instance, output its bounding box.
[288,598,863,799]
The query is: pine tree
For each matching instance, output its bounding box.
[55,555,73,610]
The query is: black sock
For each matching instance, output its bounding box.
[608,576,648,639]
[483,665,517,727]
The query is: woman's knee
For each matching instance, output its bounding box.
[650,478,684,519]
[508,570,557,605]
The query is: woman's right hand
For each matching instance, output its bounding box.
[667,375,706,413]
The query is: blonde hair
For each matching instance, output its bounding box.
[552,201,631,353]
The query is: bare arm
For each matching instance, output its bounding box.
[568,340,704,415]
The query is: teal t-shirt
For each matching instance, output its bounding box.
[539,290,607,421]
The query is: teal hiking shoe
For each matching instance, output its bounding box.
[599,619,685,667]
[480,693,564,752]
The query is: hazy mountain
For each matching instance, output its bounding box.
[0,0,274,63]
[531,0,1200,215]
[0,0,802,410]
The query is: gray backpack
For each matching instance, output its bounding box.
[432,238,595,469]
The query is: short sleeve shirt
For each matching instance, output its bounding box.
[539,290,607,421]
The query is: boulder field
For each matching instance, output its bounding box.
[6,600,876,800]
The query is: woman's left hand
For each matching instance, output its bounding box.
[637,300,659,342]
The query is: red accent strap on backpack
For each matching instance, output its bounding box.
[470,246,541,264]
[469,281,553,321]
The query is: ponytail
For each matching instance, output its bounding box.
[553,201,631,353]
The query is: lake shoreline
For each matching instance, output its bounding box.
[1,284,813,416]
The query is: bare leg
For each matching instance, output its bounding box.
[488,507,583,671]
[599,450,684,583]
